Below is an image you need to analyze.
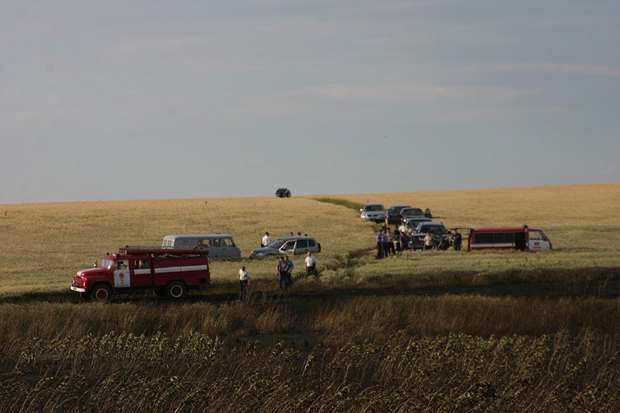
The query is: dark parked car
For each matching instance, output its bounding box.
[275,188,291,198]
[409,221,449,250]
[399,207,425,223]
[387,205,412,225]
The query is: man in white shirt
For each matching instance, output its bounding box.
[261,232,271,247]
[239,266,250,301]
[305,252,317,276]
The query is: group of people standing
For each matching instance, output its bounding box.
[376,225,463,258]
[278,252,318,288]
[239,232,319,300]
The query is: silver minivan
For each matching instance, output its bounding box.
[162,234,241,259]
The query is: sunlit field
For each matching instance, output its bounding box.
[2,183,619,297]
[1,183,619,411]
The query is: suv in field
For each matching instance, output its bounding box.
[399,207,425,222]
[275,188,291,197]
[360,203,387,223]
[386,205,412,225]
[249,236,321,258]
[409,222,449,250]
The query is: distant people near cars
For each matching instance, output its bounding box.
[305,252,317,276]
[239,266,250,301]
[437,235,450,250]
[393,227,401,253]
[261,232,271,248]
[376,229,385,259]
[285,256,294,285]
[386,228,395,256]
[424,232,435,250]
[398,223,410,250]
[277,256,289,290]
[382,228,391,257]
[453,229,462,251]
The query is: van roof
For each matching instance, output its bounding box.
[470,227,543,232]
[163,234,234,239]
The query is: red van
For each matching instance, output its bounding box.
[467,225,552,251]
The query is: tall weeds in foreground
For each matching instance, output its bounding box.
[0,296,617,341]
[0,331,617,412]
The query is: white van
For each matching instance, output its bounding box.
[162,234,241,259]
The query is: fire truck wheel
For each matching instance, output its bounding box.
[91,284,113,303]
[166,281,187,300]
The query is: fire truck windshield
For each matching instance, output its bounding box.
[101,259,115,269]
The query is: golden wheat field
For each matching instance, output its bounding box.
[2,183,619,296]
[1,183,619,412]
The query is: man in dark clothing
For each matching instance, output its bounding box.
[453,230,462,251]
[277,256,289,289]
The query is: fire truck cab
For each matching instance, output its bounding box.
[71,247,210,302]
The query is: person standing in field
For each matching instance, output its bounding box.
[261,232,271,247]
[305,251,317,276]
[239,266,250,301]
[393,227,401,253]
[383,227,392,257]
[399,222,410,250]
[277,256,288,289]
[285,255,294,285]
[453,229,462,251]
[424,232,435,250]
[376,229,384,259]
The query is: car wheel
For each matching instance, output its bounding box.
[166,281,187,300]
[90,284,113,303]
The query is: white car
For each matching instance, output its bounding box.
[360,203,387,223]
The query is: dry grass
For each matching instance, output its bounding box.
[1,184,619,412]
[2,183,619,297]
[0,330,617,412]
[0,295,617,341]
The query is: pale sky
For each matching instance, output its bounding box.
[1,0,619,203]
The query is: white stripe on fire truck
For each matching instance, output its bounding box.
[470,243,514,248]
[154,265,209,274]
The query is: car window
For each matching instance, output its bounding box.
[308,239,316,247]
[200,238,212,247]
[529,231,543,241]
[495,233,515,243]
[281,240,296,251]
[222,238,235,247]
[296,240,309,250]
[176,239,194,248]
[212,238,221,247]
[134,259,150,269]
[475,233,494,243]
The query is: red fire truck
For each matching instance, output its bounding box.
[467,225,552,252]
[70,247,210,302]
